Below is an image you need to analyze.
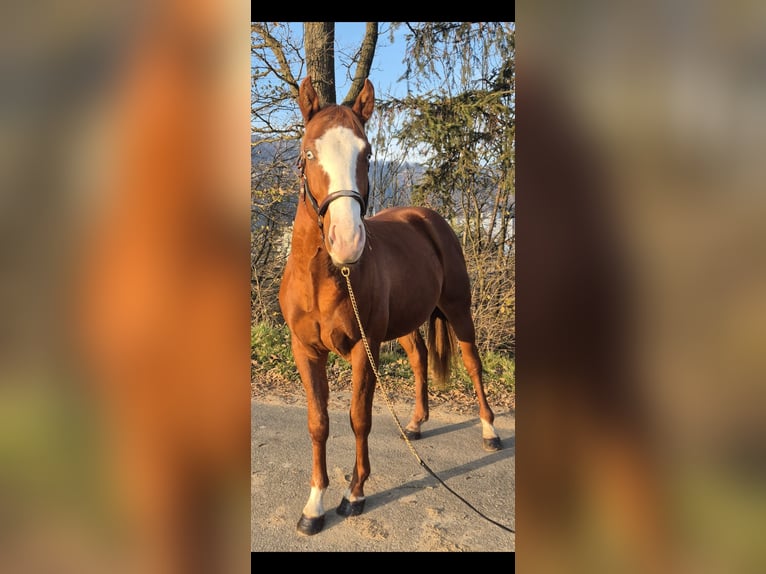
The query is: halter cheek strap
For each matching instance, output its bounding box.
[299,155,370,234]
[317,190,367,220]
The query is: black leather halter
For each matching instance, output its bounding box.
[298,153,370,235]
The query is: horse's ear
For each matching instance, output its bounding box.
[352,79,375,124]
[298,77,321,124]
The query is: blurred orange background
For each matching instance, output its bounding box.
[517,2,766,573]
[2,3,766,572]
[0,1,250,573]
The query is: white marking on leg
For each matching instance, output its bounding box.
[343,487,365,503]
[302,486,326,518]
[405,419,423,433]
[481,419,499,440]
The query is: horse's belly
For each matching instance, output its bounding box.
[384,322,428,342]
[382,286,440,341]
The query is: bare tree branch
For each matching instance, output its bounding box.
[252,23,299,95]
[342,22,378,106]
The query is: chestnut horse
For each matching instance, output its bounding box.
[278,77,501,536]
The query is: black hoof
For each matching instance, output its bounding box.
[401,428,421,441]
[297,513,325,535]
[337,497,365,517]
[483,436,502,452]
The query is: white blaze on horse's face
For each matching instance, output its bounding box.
[314,125,367,265]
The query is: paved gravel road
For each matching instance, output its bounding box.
[251,393,515,552]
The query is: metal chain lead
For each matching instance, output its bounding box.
[340,266,423,463]
[340,265,516,535]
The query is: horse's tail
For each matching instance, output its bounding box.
[427,308,457,391]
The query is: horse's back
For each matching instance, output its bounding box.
[366,206,465,275]
[369,204,447,224]
[366,205,471,297]
[367,206,461,253]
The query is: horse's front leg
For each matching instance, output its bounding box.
[291,338,331,535]
[337,340,379,517]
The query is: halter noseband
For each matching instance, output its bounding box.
[298,153,370,235]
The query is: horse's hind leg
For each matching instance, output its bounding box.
[439,302,502,452]
[459,338,502,451]
[397,330,429,440]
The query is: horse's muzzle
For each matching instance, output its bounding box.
[327,220,366,266]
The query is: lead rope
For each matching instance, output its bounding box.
[340,266,515,535]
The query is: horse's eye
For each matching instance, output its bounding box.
[305,150,315,160]
[366,152,372,161]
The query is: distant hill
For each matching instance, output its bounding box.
[250,135,426,211]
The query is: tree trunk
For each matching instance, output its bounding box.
[304,22,336,105]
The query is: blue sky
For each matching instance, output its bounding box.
[300,22,411,100]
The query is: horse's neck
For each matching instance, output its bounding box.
[288,199,330,271]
